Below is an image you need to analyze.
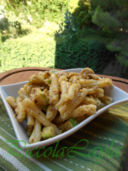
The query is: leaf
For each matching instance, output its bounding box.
[92,6,121,32]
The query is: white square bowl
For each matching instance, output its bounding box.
[0,68,128,149]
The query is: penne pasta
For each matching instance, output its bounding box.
[49,73,60,105]
[29,120,42,143]
[6,68,113,143]
[23,98,60,134]
[46,105,58,121]
[6,96,16,109]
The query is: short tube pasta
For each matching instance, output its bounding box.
[6,67,113,143]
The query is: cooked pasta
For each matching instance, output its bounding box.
[6,68,113,143]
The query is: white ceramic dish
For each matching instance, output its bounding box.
[0,68,128,149]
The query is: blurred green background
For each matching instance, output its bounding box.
[0,0,128,78]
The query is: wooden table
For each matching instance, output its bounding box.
[0,67,128,170]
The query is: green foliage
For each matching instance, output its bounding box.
[0,4,30,42]
[72,0,91,28]
[108,37,128,67]
[3,0,68,27]
[0,31,55,72]
[91,0,128,66]
[69,0,128,67]
[0,0,127,79]
[0,20,29,42]
[0,0,68,72]
[91,0,128,11]
[92,6,121,32]
[55,30,113,73]
[0,18,9,31]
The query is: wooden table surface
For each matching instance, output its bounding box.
[0,67,128,92]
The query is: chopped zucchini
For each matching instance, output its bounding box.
[42,126,56,139]
[69,118,78,127]
[59,118,78,132]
